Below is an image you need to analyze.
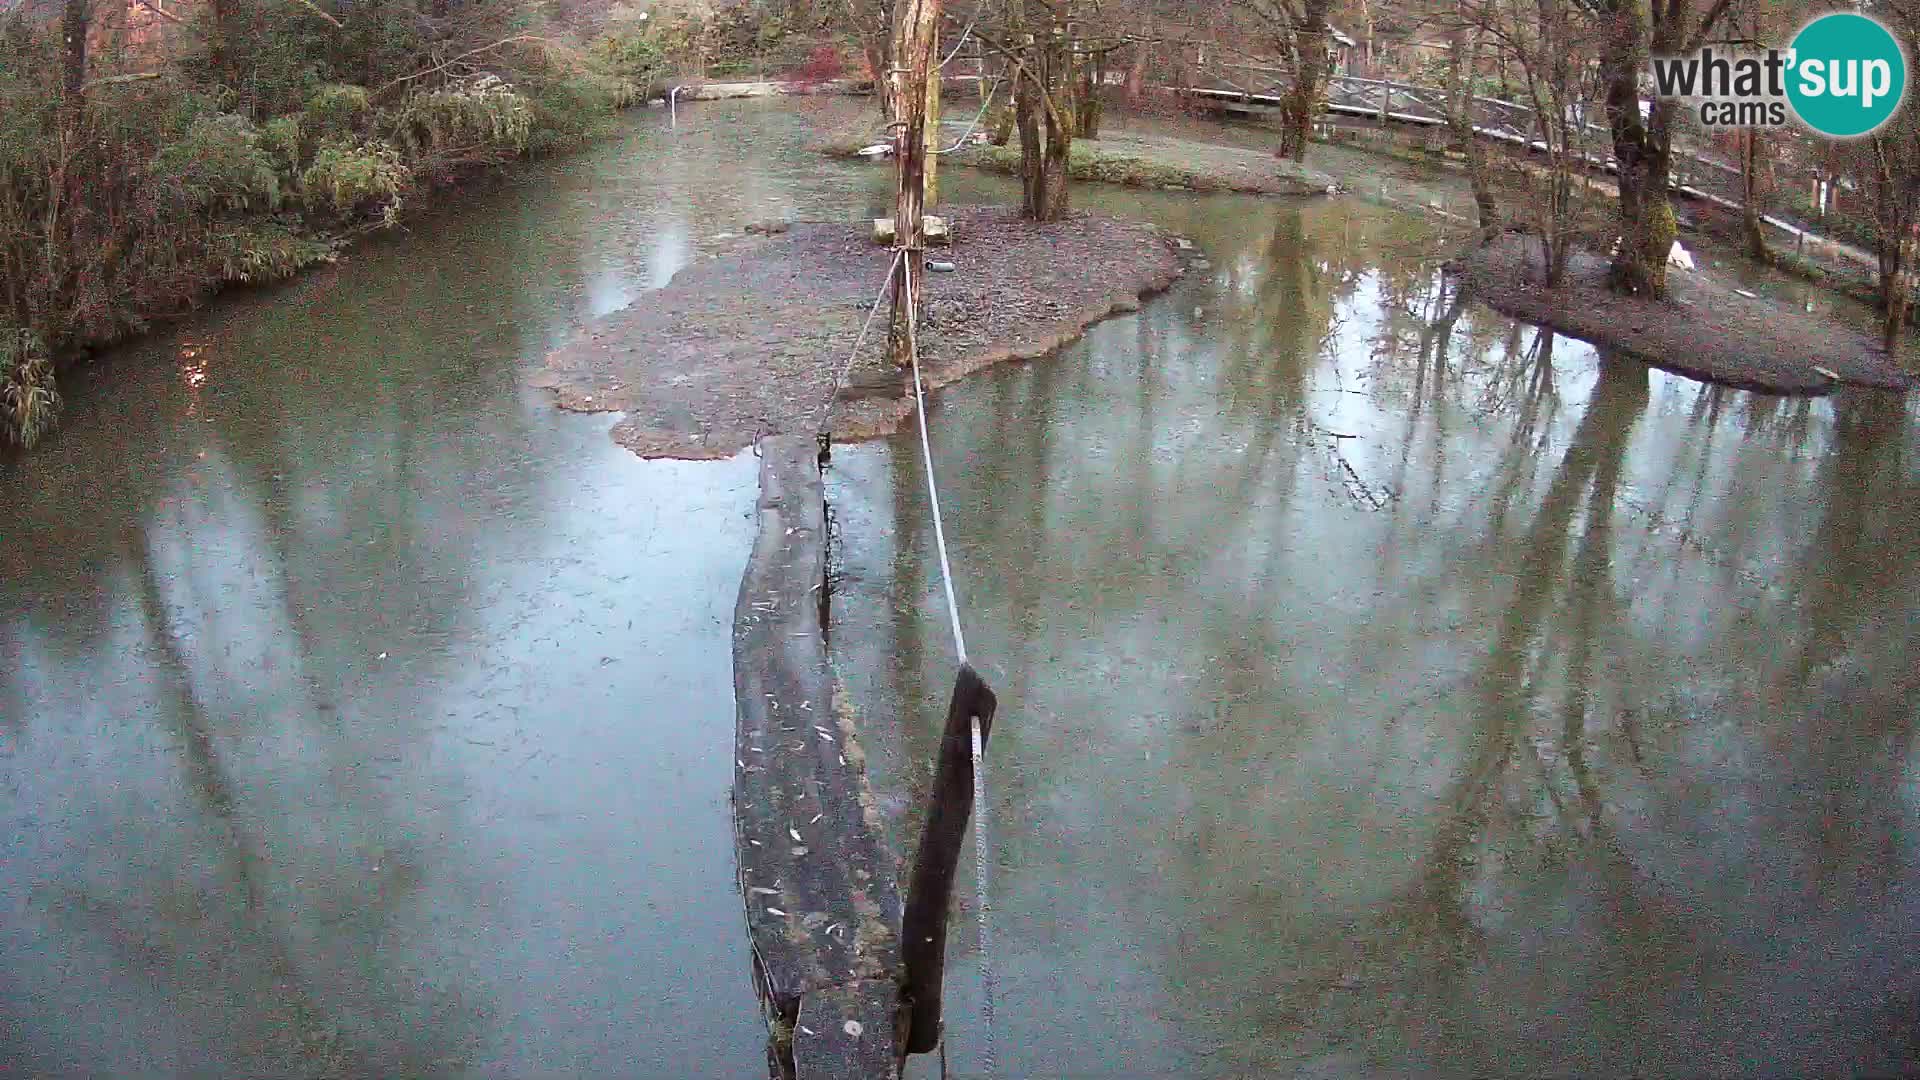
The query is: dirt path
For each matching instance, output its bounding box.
[534,208,1187,458]
[1453,234,1914,394]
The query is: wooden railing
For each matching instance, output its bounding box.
[1182,66,1837,247]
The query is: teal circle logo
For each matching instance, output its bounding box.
[1787,13,1907,137]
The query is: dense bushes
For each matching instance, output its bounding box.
[590,0,841,88]
[0,0,647,447]
[0,0,859,446]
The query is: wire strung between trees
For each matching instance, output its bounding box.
[816,249,906,437]
[938,0,986,70]
[901,260,969,667]
[901,262,994,1075]
[935,76,1002,155]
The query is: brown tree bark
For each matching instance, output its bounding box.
[1039,103,1070,219]
[1599,0,1734,298]
[1444,25,1497,239]
[1075,49,1102,139]
[1277,0,1331,161]
[860,0,898,123]
[923,46,939,206]
[1014,39,1042,216]
[1884,259,1908,354]
[62,0,90,101]
[1125,31,1149,102]
[1742,129,1771,264]
[1034,29,1070,220]
[1600,0,1666,296]
[887,0,936,365]
[1869,136,1915,353]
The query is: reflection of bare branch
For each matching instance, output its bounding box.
[1309,419,1393,509]
[1273,356,1653,1049]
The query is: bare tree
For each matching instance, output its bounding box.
[1440,17,1498,237]
[62,0,90,101]
[975,0,1093,221]
[847,0,898,118]
[1862,0,1920,351]
[1594,0,1737,298]
[1862,110,1919,352]
[1247,0,1334,160]
[1461,0,1599,284]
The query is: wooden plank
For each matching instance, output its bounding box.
[900,665,998,1054]
[794,980,900,1080]
[733,436,902,1017]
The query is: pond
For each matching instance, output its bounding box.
[3,97,1916,1077]
[826,175,1920,1077]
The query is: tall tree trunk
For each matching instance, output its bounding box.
[1600,1,1673,297]
[1601,0,1733,298]
[923,44,940,206]
[1878,216,1911,353]
[1125,31,1149,102]
[1278,0,1331,161]
[1039,105,1070,219]
[1015,41,1042,216]
[1076,49,1102,138]
[1444,26,1497,239]
[887,0,936,365]
[1036,31,1070,220]
[1742,129,1770,263]
[1884,271,1907,354]
[864,37,897,120]
[61,0,90,101]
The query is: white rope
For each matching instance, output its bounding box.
[903,257,992,1073]
[902,258,969,665]
[819,249,906,434]
[970,712,995,1077]
[935,76,1001,155]
[938,1,985,70]
[899,222,992,1074]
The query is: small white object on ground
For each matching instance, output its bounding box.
[857,143,893,158]
[1814,365,1840,380]
[928,260,957,272]
[1735,288,1758,299]
[1668,240,1696,272]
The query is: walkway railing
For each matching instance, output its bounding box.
[1181,65,1851,258]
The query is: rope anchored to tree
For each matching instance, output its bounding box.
[890,257,1002,1077]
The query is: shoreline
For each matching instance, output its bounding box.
[1450,233,1914,395]
[535,206,1191,459]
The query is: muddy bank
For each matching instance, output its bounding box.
[535,207,1187,458]
[1451,234,1914,394]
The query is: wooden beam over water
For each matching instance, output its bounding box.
[733,435,902,1078]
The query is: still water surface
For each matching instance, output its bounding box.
[827,169,1920,1078]
[3,99,1916,1077]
